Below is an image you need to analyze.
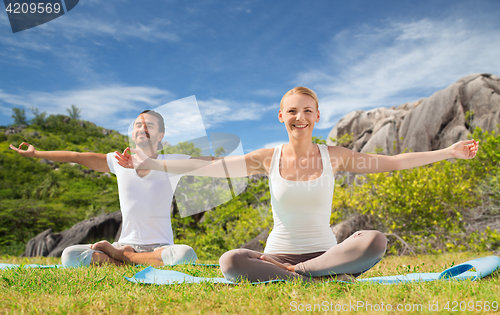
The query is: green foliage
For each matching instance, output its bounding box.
[66,104,81,120]
[173,177,272,260]
[465,110,475,121]
[312,136,327,144]
[464,127,500,175]
[3,106,500,260]
[214,146,226,157]
[29,107,47,126]
[160,141,203,156]
[0,114,127,253]
[1,112,273,258]
[11,107,27,126]
[331,133,353,147]
[0,200,78,247]
[1,112,274,257]
[331,126,500,255]
[465,110,475,130]
[333,161,472,254]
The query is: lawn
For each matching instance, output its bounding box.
[1,252,499,314]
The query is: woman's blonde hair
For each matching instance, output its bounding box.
[280,86,319,110]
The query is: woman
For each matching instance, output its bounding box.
[116,87,478,282]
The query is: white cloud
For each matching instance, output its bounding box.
[298,17,500,129]
[0,9,178,68]
[197,98,275,128]
[0,10,10,26]
[253,88,283,97]
[0,105,12,117]
[150,96,208,145]
[0,85,171,131]
[45,15,179,42]
[0,87,277,145]
[0,34,53,53]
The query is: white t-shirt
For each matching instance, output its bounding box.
[106,153,190,245]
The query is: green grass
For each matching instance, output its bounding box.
[1,252,499,314]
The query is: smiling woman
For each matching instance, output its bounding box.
[114,86,479,283]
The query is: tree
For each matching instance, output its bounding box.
[66,105,81,120]
[29,107,47,126]
[11,107,27,126]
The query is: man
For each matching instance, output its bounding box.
[10,110,197,267]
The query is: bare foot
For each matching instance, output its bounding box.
[91,241,134,263]
[91,252,124,266]
[259,255,295,272]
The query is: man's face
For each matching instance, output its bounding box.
[131,113,164,149]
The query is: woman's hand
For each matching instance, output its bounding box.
[114,147,150,169]
[259,255,295,273]
[449,139,479,159]
[9,142,36,157]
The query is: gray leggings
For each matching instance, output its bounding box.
[219,230,387,282]
[61,243,197,267]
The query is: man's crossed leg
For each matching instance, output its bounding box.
[61,241,197,267]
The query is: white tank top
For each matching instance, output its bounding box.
[264,144,337,254]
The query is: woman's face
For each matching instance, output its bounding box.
[279,93,320,138]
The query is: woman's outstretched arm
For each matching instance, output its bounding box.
[114,147,272,177]
[332,139,479,174]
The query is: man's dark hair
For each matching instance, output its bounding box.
[140,110,165,133]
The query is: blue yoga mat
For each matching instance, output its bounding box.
[125,268,285,285]
[0,262,216,270]
[125,255,500,285]
[0,263,62,270]
[358,255,500,284]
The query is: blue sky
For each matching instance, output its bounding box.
[1,0,500,152]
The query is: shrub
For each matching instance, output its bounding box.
[331,127,500,255]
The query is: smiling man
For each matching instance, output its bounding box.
[10,110,197,267]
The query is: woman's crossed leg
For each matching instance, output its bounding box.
[219,230,387,282]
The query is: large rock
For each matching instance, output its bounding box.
[330,214,375,243]
[4,124,27,136]
[239,227,270,252]
[327,73,500,154]
[22,211,122,257]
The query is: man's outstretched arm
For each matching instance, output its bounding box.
[9,142,110,172]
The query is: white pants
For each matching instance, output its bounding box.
[61,242,197,267]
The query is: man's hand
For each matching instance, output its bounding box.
[449,139,479,159]
[115,147,150,169]
[9,142,37,158]
[9,142,110,172]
